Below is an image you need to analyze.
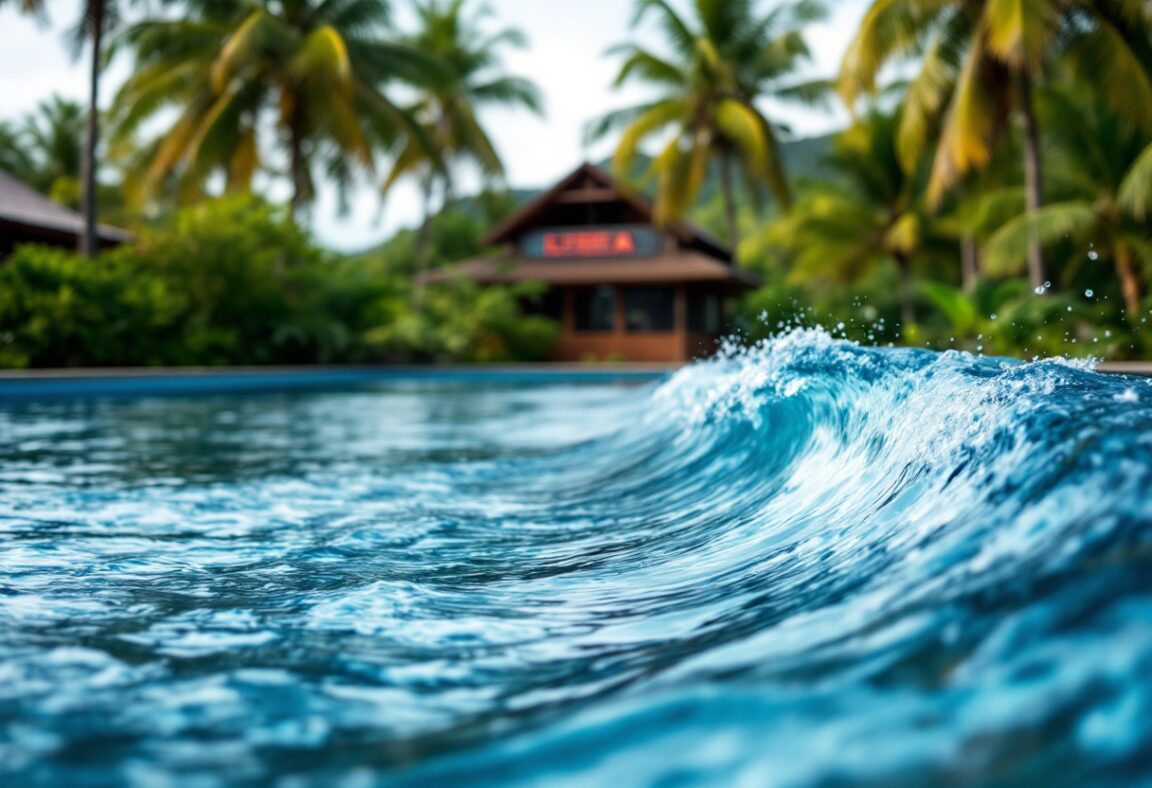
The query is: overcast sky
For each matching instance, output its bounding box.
[0,0,867,250]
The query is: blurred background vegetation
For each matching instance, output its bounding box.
[0,0,1150,366]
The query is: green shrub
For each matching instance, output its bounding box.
[0,245,186,367]
[0,196,559,368]
[363,278,559,362]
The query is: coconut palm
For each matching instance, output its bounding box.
[589,0,827,250]
[983,88,1152,321]
[841,0,1152,292]
[0,121,38,186]
[16,97,86,201]
[381,0,542,267]
[112,0,441,218]
[1,0,126,256]
[766,109,945,327]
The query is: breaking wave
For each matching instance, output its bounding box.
[2,329,1152,785]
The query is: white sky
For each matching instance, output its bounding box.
[0,0,868,250]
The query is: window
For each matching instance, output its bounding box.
[688,292,721,334]
[521,287,562,321]
[625,286,675,333]
[574,285,617,332]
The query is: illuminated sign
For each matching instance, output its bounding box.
[520,225,661,259]
[543,230,634,257]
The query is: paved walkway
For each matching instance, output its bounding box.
[1097,362,1152,375]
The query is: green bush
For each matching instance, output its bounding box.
[0,245,186,367]
[363,278,559,362]
[0,196,559,368]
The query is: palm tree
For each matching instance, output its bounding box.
[0,122,37,184]
[1,0,124,256]
[381,0,542,270]
[590,0,827,250]
[841,0,1152,293]
[766,109,943,327]
[17,97,86,201]
[983,88,1152,321]
[112,0,441,219]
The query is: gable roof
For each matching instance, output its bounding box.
[0,170,132,245]
[423,250,760,290]
[482,162,731,262]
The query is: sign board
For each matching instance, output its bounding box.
[519,225,662,259]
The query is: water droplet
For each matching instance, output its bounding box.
[1088,251,1099,261]
[1084,289,1094,298]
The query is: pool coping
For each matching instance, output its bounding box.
[0,363,681,379]
[0,360,1147,401]
[0,364,679,400]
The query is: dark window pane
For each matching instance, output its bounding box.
[625,286,675,332]
[574,285,616,332]
[521,287,562,321]
[687,291,721,333]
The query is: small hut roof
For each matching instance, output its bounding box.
[0,170,132,245]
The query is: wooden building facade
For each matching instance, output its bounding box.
[426,163,758,362]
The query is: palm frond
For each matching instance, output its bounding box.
[983,201,1098,276]
[1118,142,1152,220]
[840,0,950,106]
[981,0,1061,69]
[929,36,1008,205]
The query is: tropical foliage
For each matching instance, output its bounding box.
[380,0,541,286]
[589,0,827,246]
[0,97,84,202]
[1,0,1150,366]
[111,0,441,215]
[763,110,945,326]
[1,0,127,255]
[382,0,541,209]
[0,196,556,367]
[839,0,1152,290]
[983,88,1152,320]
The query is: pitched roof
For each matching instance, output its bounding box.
[422,251,760,290]
[0,170,132,244]
[482,162,731,262]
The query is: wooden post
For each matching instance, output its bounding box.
[674,284,688,361]
[561,287,575,333]
[614,285,626,338]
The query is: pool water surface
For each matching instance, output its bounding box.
[2,332,1152,786]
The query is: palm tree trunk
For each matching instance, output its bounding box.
[79,0,105,258]
[718,152,739,257]
[1115,242,1144,322]
[288,115,308,220]
[1016,70,1048,292]
[412,175,436,310]
[961,233,980,294]
[895,251,915,329]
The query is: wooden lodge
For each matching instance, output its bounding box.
[0,171,131,259]
[425,163,759,363]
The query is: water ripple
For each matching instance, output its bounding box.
[2,331,1151,785]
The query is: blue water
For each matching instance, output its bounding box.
[2,330,1152,786]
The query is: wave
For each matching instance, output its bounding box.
[2,329,1152,786]
[392,329,1152,786]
